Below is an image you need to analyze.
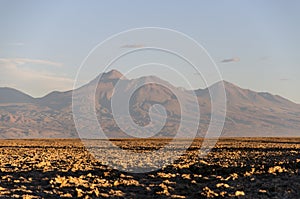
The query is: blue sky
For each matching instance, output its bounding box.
[0,1,299,102]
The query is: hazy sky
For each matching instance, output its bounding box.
[0,1,299,102]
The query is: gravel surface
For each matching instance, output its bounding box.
[0,138,299,198]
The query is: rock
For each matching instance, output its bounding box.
[216,183,230,188]
[202,187,219,198]
[259,189,267,193]
[268,166,286,174]
[76,188,84,198]
[171,194,186,198]
[235,191,245,196]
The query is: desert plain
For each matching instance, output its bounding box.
[0,138,299,198]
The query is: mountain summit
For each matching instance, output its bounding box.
[101,70,126,80]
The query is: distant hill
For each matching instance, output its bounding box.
[0,87,34,104]
[0,70,300,138]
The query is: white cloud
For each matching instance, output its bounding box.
[0,58,73,97]
[0,58,63,67]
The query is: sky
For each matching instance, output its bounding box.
[0,0,300,103]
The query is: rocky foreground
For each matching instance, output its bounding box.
[0,138,299,198]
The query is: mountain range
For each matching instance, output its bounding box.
[0,70,300,138]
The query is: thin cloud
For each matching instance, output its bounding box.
[0,58,72,97]
[280,78,290,81]
[258,56,270,61]
[8,42,25,46]
[221,57,240,63]
[0,58,63,67]
[121,44,145,48]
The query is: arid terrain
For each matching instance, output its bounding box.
[1,70,300,139]
[0,138,299,198]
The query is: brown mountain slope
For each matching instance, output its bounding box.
[0,87,34,104]
[0,70,299,138]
